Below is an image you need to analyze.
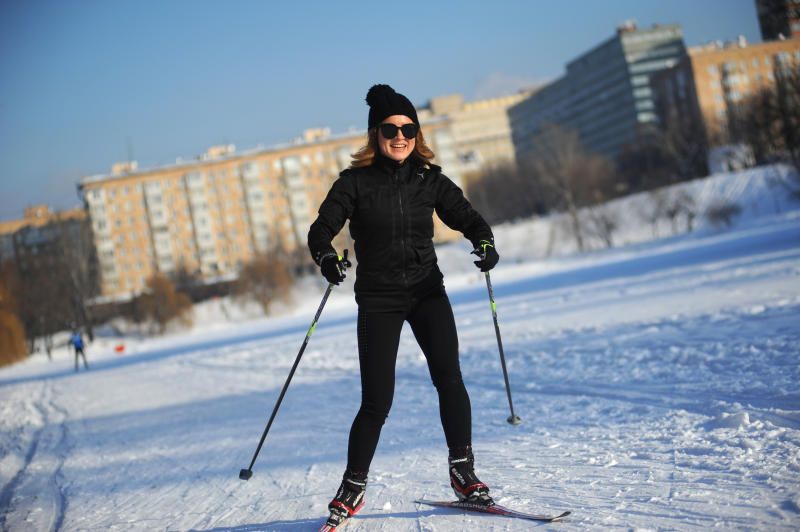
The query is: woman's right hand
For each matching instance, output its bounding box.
[320,251,352,285]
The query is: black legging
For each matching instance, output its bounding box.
[346,292,472,473]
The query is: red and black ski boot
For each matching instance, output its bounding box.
[449,448,493,505]
[320,472,366,531]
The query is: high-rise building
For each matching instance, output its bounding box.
[510,23,686,162]
[756,0,800,41]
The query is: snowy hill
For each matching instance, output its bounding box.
[1,165,799,531]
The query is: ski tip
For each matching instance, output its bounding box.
[415,499,572,522]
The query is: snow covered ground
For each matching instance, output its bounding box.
[1,166,800,531]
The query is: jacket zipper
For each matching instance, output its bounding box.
[394,170,408,287]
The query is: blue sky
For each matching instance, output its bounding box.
[0,0,760,221]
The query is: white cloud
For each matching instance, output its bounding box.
[473,72,550,100]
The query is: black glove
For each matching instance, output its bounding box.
[319,251,352,285]
[471,239,499,272]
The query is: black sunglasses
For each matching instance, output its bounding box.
[378,123,419,139]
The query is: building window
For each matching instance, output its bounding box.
[637,111,657,123]
[707,65,719,75]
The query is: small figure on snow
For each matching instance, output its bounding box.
[70,330,89,372]
[308,84,500,530]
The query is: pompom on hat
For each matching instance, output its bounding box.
[366,84,419,129]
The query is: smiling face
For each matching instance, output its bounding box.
[377,115,417,163]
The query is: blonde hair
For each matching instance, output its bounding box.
[350,127,436,168]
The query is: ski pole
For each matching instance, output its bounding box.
[239,250,347,480]
[484,271,521,425]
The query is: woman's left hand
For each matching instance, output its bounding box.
[472,240,499,272]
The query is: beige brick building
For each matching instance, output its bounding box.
[78,121,470,298]
[418,91,533,178]
[75,89,526,299]
[652,36,800,157]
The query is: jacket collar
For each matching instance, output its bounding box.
[374,152,409,172]
[372,153,426,179]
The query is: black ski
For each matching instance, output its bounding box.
[415,498,571,522]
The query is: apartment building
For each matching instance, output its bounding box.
[417,91,534,177]
[652,35,800,167]
[0,205,88,267]
[510,22,686,162]
[77,120,465,298]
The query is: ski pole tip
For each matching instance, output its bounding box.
[507,415,522,426]
[239,468,253,480]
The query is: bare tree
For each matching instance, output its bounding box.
[133,274,193,334]
[726,60,800,169]
[171,260,203,298]
[638,188,669,239]
[0,264,27,367]
[705,201,742,230]
[664,189,697,234]
[234,253,292,314]
[464,162,546,224]
[585,204,619,248]
[51,216,100,340]
[520,124,616,251]
[617,129,678,193]
[10,226,74,353]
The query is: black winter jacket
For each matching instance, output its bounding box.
[308,154,493,311]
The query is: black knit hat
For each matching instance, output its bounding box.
[366,84,419,129]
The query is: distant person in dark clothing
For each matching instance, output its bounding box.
[70,331,89,371]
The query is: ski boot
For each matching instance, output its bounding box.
[449,448,493,505]
[321,471,366,531]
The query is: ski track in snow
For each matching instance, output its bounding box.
[2,208,800,529]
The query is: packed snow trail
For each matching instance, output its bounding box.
[1,214,799,530]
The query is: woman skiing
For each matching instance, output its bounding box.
[307,84,500,529]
